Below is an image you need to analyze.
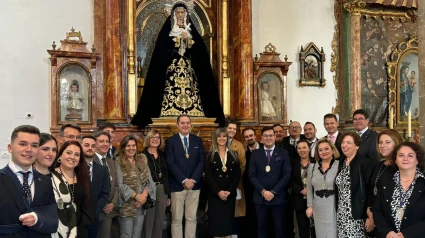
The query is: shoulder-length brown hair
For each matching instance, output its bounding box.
[314,138,340,161]
[142,129,164,151]
[116,135,149,184]
[209,127,238,162]
[391,142,425,171]
[377,129,403,160]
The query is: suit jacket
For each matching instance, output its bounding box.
[165,133,205,192]
[107,146,117,160]
[278,135,306,159]
[290,156,315,210]
[229,139,246,217]
[0,166,58,238]
[90,161,110,221]
[373,175,425,238]
[93,155,118,218]
[323,131,344,158]
[357,128,380,162]
[243,142,263,205]
[205,151,241,196]
[249,146,292,205]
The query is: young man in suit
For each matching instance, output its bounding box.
[81,135,110,237]
[93,131,118,238]
[0,125,58,237]
[249,126,292,238]
[323,113,343,156]
[303,122,318,160]
[353,109,379,161]
[98,122,117,159]
[165,115,205,238]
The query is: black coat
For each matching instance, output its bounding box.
[143,149,170,197]
[277,135,306,159]
[290,156,315,210]
[91,161,110,221]
[205,151,241,196]
[373,175,425,238]
[336,153,374,219]
[357,128,380,162]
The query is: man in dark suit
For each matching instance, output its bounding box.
[165,115,205,238]
[0,125,58,237]
[323,113,343,156]
[277,121,306,159]
[249,126,291,238]
[303,122,318,160]
[98,122,117,159]
[93,131,118,238]
[81,135,110,237]
[353,109,379,161]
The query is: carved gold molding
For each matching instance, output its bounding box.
[330,0,340,115]
[128,0,137,116]
[222,0,230,116]
[344,0,415,22]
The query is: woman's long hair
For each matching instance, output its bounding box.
[52,141,90,205]
[35,133,58,167]
[209,127,237,162]
[116,135,150,185]
[142,129,164,151]
[377,129,403,160]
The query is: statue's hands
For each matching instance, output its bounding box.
[181,32,188,39]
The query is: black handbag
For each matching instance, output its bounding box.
[143,196,155,210]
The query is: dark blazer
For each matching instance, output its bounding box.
[90,161,110,221]
[290,156,315,210]
[336,153,374,219]
[357,128,380,162]
[323,132,344,158]
[0,166,58,238]
[249,146,292,205]
[93,155,118,217]
[373,175,425,238]
[278,135,306,159]
[165,133,205,192]
[205,151,241,196]
[243,142,264,190]
[142,149,170,196]
[107,146,117,160]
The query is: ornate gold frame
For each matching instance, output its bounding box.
[387,36,419,128]
[299,42,326,87]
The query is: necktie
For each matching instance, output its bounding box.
[357,132,363,137]
[101,157,107,167]
[183,137,188,149]
[266,149,272,162]
[88,163,92,177]
[18,171,32,203]
[107,148,112,159]
[329,135,335,144]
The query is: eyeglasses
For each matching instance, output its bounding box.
[150,136,160,140]
[289,126,301,130]
[353,118,366,121]
[262,134,275,138]
[63,135,82,140]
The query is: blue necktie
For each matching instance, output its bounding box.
[184,137,188,149]
[18,171,32,203]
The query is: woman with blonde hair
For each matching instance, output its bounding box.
[115,135,156,238]
[205,127,241,238]
[142,130,170,238]
[306,138,340,238]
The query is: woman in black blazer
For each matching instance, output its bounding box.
[335,132,374,237]
[291,139,315,238]
[205,127,241,238]
[373,142,425,238]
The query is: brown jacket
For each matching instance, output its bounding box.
[94,154,119,217]
[229,139,246,217]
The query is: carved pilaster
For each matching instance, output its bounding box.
[418,2,425,145]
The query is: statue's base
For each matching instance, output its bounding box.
[65,114,83,121]
[150,117,217,126]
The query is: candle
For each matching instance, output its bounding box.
[389,107,393,129]
[408,109,411,138]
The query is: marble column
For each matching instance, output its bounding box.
[350,12,362,116]
[93,0,106,120]
[231,0,255,122]
[418,3,425,146]
[104,0,125,121]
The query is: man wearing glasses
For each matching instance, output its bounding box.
[58,123,82,145]
[353,109,379,161]
[278,121,305,159]
[249,126,291,238]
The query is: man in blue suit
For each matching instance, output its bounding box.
[81,135,110,237]
[249,126,292,238]
[165,115,205,238]
[0,125,58,237]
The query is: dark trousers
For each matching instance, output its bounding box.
[295,209,310,238]
[285,205,295,238]
[87,219,99,238]
[255,203,285,238]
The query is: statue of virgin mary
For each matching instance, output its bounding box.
[131,0,225,128]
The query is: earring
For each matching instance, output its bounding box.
[58,158,61,163]
[77,163,80,166]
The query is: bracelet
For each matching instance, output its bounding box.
[134,194,139,201]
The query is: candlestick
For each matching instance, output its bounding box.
[407,109,412,137]
[389,107,393,129]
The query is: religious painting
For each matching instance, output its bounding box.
[258,73,282,123]
[387,37,419,128]
[58,63,91,123]
[359,17,416,127]
[299,42,326,87]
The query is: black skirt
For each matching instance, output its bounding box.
[207,193,236,236]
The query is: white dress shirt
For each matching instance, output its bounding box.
[9,160,34,199]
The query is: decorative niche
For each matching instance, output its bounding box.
[299,42,326,87]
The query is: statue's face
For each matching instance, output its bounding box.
[175,7,186,22]
[71,85,78,92]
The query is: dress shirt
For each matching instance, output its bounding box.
[95,152,107,165]
[356,127,368,136]
[264,145,275,157]
[289,137,300,147]
[308,138,318,158]
[248,141,261,151]
[327,131,339,143]
[178,133,190,147]
[9,160,34,200]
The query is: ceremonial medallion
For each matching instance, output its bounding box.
[396,208,404,221]
[158,172,162,178]
[57,198,64,209]
[222,166,227,172]
[373,186,377,196]
[322,182,327,189]
[265,165,271,172]
[186,153,189,159]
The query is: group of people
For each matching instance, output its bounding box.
[2,109,425,238]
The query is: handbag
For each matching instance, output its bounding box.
[142,195,155,210]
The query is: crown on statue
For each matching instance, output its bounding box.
[164,0,195,16]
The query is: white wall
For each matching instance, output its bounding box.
[252,0,337,137]
[0,0,94,167]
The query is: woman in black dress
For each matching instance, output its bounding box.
[291,139,315,238]
[366,129,403,236]
[205,127,241,237]
[373,142,425,238]
[50,141,93,238]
